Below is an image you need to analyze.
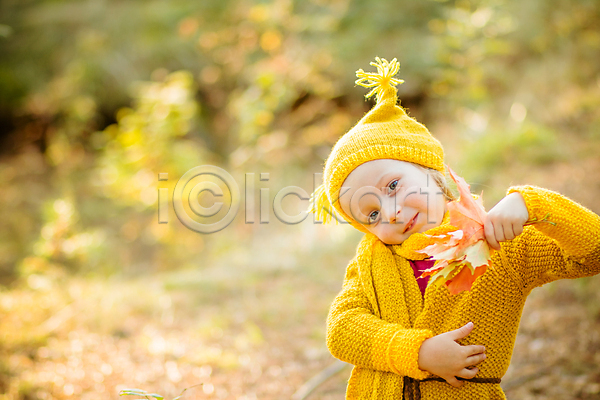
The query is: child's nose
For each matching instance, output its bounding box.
[382,200,402,223]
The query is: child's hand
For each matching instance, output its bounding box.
[418,322,486,387]
[484,192,529,251]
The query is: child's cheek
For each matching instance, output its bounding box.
[402,186,445,219]
[401,186,431,210]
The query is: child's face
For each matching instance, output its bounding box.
[339,159,447,245]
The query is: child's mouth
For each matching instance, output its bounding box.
[403,213,418,234]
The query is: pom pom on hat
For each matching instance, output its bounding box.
[309,57,445,230]
[355,57,404,103]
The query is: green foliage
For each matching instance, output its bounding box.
[460,122,565,186]
[0,0,598,282]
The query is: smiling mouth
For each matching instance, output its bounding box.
[403,213,418,234]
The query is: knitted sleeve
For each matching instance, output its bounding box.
[326,257,433,379]
[503,185,600,290]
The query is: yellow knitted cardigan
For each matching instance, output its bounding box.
[326,185,600,400]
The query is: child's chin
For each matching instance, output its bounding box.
[417,222,440,234]
[379,235,405,245]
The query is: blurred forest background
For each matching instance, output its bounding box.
[1,0,600,399]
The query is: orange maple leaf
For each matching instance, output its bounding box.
[446,262,487,295]
[418,166,493,295]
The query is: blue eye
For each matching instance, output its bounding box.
[368,210,379,224]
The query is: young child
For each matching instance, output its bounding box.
[310,57,600,400]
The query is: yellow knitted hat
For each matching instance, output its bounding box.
[310,57,445,230]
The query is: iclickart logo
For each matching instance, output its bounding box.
[157,165,443,234]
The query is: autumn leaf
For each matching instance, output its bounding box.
[446,167,487,243]
[446,262,487,295]
[418,166,493,295]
